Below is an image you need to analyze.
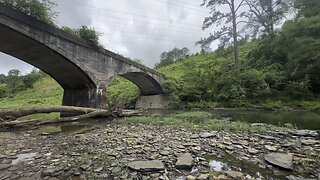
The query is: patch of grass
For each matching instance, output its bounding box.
[186,101,220,109]
[0,77,63,108]
[172,111,213,119]
[116,112,274,133]
[262,100,285,110]
[17,113,60,121]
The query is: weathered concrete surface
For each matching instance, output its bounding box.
[0,4,164,110]
[135,95,170,109]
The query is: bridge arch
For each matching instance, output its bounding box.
[0,24,98,107]
[114,72,163,96]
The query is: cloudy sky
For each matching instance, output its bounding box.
[0,0,215,75]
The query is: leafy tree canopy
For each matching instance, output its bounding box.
[0,0,56,24]
[62,26,103,46]
[155,47,190,68]
[294,0,320,18]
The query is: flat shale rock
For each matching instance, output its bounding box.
[0,164,11,171]
[290,130,318,137]
[264,153,293,170]
[175,153,193,169]
[127,160,165,172]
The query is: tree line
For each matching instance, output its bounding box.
[0,69,45,98]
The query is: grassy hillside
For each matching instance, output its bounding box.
[0,77,62,108]
[0,76,139,109]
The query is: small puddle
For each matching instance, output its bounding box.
[209,160,224,172]
[205,154,282,179]
[11,153,36,165]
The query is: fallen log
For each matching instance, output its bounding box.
[0,109,142,128]
[0,106,100,121]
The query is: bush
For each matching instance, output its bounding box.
[239,69,270,98]
[0,83,8,98]
[286,79,312,98]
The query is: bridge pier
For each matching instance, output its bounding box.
[61,87,106,117]
[135,95,170,109]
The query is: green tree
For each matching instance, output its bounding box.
[294,0,320,18]
[6,69,22,91]
[155,47,190,68]
[62,26,102,46]
[197,0,247,74]
[78,26,102,46]
[282,16,320,94]
[0,74,6,84]
[0,0,56,24]
[0,83,8,98]
[22,69,42,88]
[245,0,292,36]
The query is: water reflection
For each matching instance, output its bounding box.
[209,160,224,172]
[146,109,320,130]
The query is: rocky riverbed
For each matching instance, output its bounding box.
[0,123,319,180]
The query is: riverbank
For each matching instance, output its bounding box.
[0,116,319,180]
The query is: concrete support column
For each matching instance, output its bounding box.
[61,86,106,117]
[136,95,170,109]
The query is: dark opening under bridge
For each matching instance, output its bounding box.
[0,4,168,109]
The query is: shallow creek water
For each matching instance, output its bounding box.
[147,109,320,130]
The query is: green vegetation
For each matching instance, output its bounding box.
[107,77,140,106]
[61,26,103,46]
[0,0,102,46]
[0,0,56,24]
[116,111,289,133]
[155,47,190,68]
[0,69,45,99]
[0,75,62,108]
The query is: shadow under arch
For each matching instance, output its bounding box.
[0,24,97,107]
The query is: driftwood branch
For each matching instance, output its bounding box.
[0,106,142,128]
[0,106,101,121]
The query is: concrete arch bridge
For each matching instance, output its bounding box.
[0,4,168,109]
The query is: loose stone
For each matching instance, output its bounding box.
[200,132,217,138]
[175,153,193,169]
[0,164,11,171]
[186,175,196,180]
[301,139,318,145]
[264,153,293,170]
[265,145,277,151]
[290,130,318,137]
[127,160,165,172]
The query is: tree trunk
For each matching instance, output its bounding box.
[0,106,99,121]
[0,109,142,128]
[231,0,240,75]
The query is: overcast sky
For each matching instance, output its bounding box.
[0,0,215,75]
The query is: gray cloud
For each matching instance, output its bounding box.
[0,0,214,74]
